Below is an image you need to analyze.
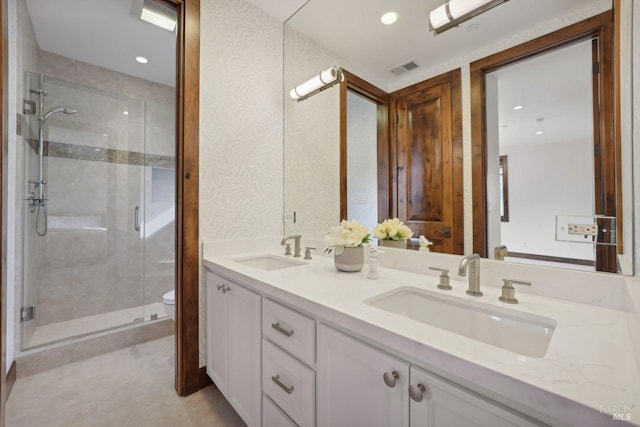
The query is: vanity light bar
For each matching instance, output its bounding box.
[429,0,509,35]
[290,67,343,102]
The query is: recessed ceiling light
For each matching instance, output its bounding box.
[136,56,148,64]
[513,105,524,110]
[123,111,129,115]
[381,12,399,25]
[536,131,544,135]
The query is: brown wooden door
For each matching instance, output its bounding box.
[392,69,463,254]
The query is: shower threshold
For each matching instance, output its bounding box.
[24,302,167,350]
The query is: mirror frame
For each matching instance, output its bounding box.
[470,10,620,272]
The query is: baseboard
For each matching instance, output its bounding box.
[6,361,17,398]
[199,366,214,389]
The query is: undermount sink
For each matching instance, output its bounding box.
[234,255,306,271]
[365,286,556,357]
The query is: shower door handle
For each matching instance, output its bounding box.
[134,206,141,231]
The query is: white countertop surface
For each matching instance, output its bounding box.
[203,247,640,427]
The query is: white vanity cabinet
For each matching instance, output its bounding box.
[262,299,316,427]
[317,324,410,427]
[409,366,540,427]
[318,324,540,427]
[205,271,261,427]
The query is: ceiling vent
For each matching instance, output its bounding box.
[390,61,419,76]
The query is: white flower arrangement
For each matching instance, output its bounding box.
[373,218,413,241]
[324,220,371,254]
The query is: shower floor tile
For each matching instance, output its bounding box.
[6,335,246,427]
[26,302,167,349]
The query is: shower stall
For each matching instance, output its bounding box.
[19,71,176,350]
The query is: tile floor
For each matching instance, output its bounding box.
[6,335,246,427]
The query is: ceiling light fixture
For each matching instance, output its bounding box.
[123,111,129,115]
[536,131,544,135]
[136,56,148,64]
[513,105,523,110]
[381,12,399,25]
[429,0,509,35]
[140,0,177,32]
[290,66,343,102]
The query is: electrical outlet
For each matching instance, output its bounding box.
[568,223,598,236]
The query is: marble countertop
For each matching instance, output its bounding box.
[203,248,640,427]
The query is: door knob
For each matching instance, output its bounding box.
[409,384,426,402]
[435,226,451,238]
[383,370,399,388]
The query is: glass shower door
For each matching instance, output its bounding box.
[20,72,146,350]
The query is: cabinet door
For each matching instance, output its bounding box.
[317,325,410,427]
[205,271,228,395]
[409,366,540,427]
[227,281,262,427]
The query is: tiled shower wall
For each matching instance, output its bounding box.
[21,51,175,343]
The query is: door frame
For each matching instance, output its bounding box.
[339,70,391,222]
[470,11,619,272]
[166,0,201,396]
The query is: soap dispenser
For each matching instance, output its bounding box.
[367,245,382,280]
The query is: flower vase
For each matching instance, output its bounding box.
[379,239,407,249]
[334,246,365,272]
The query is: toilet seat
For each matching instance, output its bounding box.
[163,290,175,305]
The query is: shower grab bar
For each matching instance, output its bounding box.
[134,206,141,231]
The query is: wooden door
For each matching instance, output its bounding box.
[392,69,463,254]
[317,324,410,427]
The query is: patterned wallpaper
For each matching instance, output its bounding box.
[199,0,284,243]
[199,0,284,366]
[283,27,342,236]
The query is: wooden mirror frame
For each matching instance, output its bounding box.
[470,11,619,272]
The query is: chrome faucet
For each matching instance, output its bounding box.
[281,235,302,257]
[458,253,482,296]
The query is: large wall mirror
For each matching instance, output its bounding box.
[283,0,634,276]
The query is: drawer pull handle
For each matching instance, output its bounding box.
[409,384,426,402]
[217,284,224,291]
[221,285,231,293]
[383,370,399,388]
[272,375,295,394]
[272,322,294,337]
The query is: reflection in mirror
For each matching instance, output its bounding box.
[284,0,633,275]
[485,39,599,272]
[346,91,379,232]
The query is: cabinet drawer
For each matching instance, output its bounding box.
[263,394,298,427]
[263,339,315,427]
[263,299,315,365]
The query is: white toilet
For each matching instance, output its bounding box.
[163,290,175,321]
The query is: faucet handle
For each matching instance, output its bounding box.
[284,243,292,256]
[304,247,316,260]
[499,279,531,304]
[429,267,452,290]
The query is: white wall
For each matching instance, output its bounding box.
[346,91,378,232]
[199,0,284,365]
[500,141,595,260]
[485,75,501,255]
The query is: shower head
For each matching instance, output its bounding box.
[42,106,77,122]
